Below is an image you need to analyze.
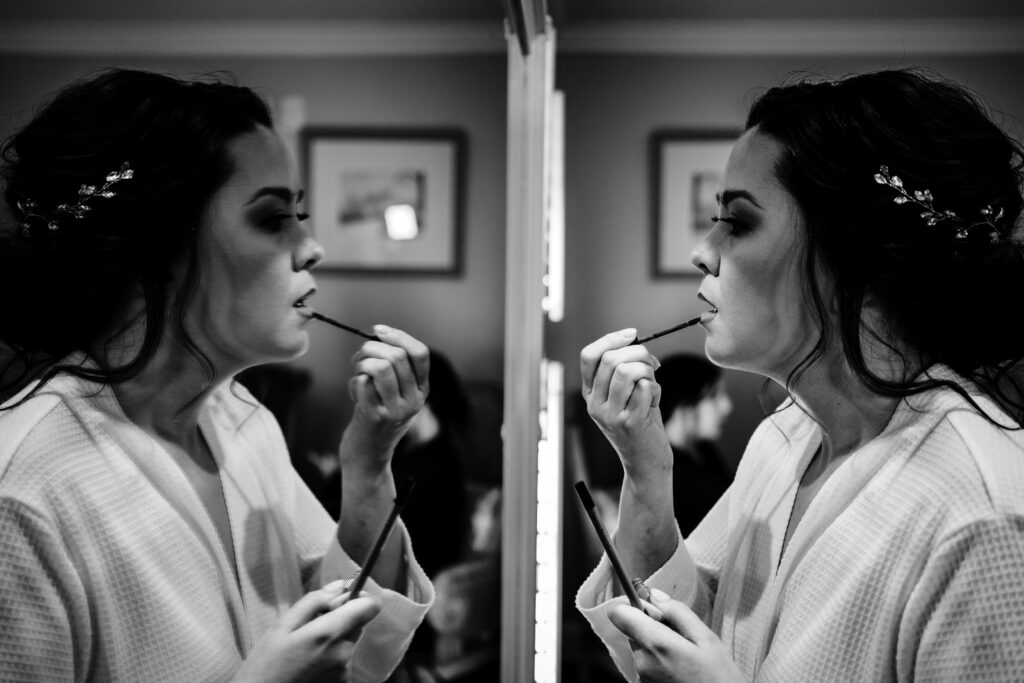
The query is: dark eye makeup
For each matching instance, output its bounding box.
[711,214,750,235]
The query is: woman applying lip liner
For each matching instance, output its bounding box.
[0,69,432,682]
[578,69,1024,681]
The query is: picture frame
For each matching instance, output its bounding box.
[650,130,739,277]
[301,127,466,275]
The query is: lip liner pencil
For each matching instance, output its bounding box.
[632,310,715,345]
[574,480,643,610]
[341,478,416,604]
[311,310,381,342]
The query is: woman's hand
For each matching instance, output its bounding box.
[608,590,744,683]
[343,325,430,473]
[580,329,671,481]
[233,582,382,683]
[581,329,677,579]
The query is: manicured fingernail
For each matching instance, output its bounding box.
[374,324,392,335]
[620,328,637,339]
[324,579,347,593]
[650,588,670,603]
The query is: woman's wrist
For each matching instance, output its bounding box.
[620,442,674,492]
[338,420,398,477]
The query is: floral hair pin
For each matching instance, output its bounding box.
[874,164,1005,243]
[16,161,134,233]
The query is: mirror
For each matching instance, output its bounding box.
[548,6,1024,682]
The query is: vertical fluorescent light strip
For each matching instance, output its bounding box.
[535,359,563,683]
[543,90,565,323]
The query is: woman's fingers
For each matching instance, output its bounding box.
[349,327,429,414]
[354,357,402,406]
[607,363,657,415]
[651,590,712,646]
[372,325,431,391]
[608,603,700,656]
[279,580,349,631]
[349,374,383,409]
[586,344,659,407]
[352,343,413,397]
[580,329,637,396]
[301,595,382,643]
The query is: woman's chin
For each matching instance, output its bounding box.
[704,340,750,373]
[263,333,310,363]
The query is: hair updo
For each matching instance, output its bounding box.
[746,68,1024,424]
[0,68,273,403]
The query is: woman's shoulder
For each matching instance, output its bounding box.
[0,374,109,504]
[916,389,1024,517]
[879,375,1024,537]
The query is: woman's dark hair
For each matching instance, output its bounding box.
[656,353,722,424]
[746,68,1024,425]
[0,68,273,405]
[425,349,471,434]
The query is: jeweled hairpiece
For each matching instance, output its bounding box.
[16,161,134,233]
[873,165,1005,243]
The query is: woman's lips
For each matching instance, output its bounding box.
[697,293,717,323]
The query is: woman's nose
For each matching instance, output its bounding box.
[690,232,718,276]
[297,237,325,271]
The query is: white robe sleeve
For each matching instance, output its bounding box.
[0,497,88,682]
[575,485,732,682]
[899,515,1024,682]
[245,396,433,683]
[318,520,434,683]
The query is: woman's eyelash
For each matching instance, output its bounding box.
[711,215,750,235]
[268,212,309,227]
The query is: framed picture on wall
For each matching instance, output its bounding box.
[301,128,466,274]
[650,130,739,277]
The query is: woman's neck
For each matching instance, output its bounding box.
[784,308,922,461]
[94,318,230,446]
[789,360,899,460]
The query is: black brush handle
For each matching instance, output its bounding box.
[574,480,642,609]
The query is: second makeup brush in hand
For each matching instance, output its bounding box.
[339,477,416,605]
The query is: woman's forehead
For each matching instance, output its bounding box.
[221,127,296,197]
[723,129,787,201]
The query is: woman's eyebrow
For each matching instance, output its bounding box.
[245,187,304,205]
[716,189,763,209]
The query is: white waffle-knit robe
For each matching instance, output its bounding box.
[0,372,433,682]
[578,372,1024,681]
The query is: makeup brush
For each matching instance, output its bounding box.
[340,477,416,604]
[310,311,381,342]
[574,480,643,610]
[632,309,716,345]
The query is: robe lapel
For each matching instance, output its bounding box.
[79,384,253,655]
[201,402,303,647]
[752,395,953,675]
[715,414,821,672]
